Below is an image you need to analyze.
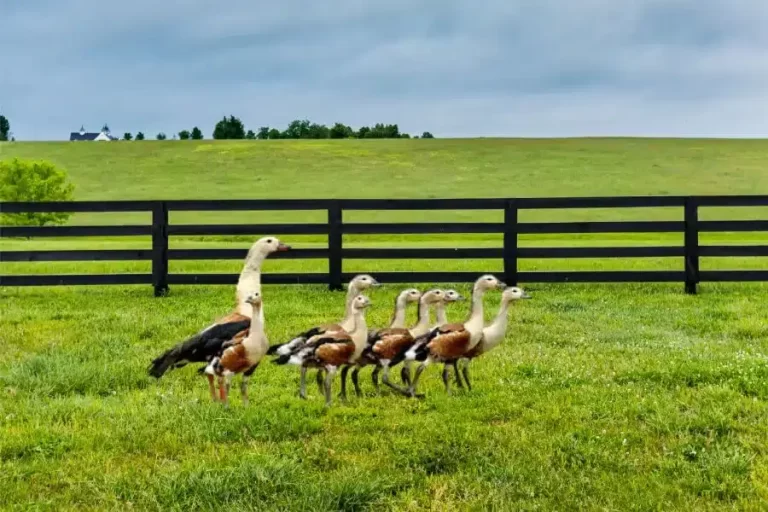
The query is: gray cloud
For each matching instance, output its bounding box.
[1,0,767,139]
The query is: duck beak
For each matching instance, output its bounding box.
[456,294,466,301]
[521,292,532,299]
[498,281,507,290]
[277,243,291,251]
[371,279,382,287]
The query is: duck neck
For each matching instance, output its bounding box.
[409,298,434,338]
[349,309,368,359]
[389,294,409,329]
[339,283,361,331]
[434,301,448,327]
[464,286,486,333]
[235,248,267,317]
[243,304,266,349]
[483,299,511,349]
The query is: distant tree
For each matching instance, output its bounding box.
[413,135,420,139]
[0,115,10,141]
[123,132,133,141]
[0,158,75,227]
[246,129,256,140]
[329,122,354,139]
[267,128,282,139]
[400,133,411,139]
[357,126,370,139]
[213,115,246,139]
[421,131,434,139]
[282,119,311,139]
[190,126,203,140]
[178,130,191,140]
[101,123,110,133]
[307,123,329,139]
[257,127,270,140]
[135,132,145,141]
[156,132,167,140]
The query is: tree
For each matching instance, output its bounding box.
[123,132,133,141]
[135,132,145,141]
[357,126,370,139]
[190,127,203,140]
[329,122,353,139]
[307,123,329,139]
[400,133,411,139]
[421,131,435,139]
[0,158,75,227]
[282,119,311,139]
[267,128,281,139]
[246,129,256,140]
[101,123,110,133]
[0,115,10,141]
[213,115,246,139]
[178,130,191,140]
[257,127,270,140]
[156,132,167,140]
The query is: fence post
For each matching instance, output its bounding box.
[684,197,699,295]
[503,199,519,286]
[151,201,170,297]
[327,201,343,291]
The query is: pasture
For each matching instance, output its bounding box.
[2,138,768,510]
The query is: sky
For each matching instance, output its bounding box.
[2,0,768,140]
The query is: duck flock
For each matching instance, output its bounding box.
[148,236,531,406]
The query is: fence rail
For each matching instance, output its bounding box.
[2,195,767,295]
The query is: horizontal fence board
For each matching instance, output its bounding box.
[517,271,685,283]
[0,274,152,286]
[339,198,506,210]
[164,199,335,211]
[0,201,156,213]
[342,223,503,234]
[0,250,152,262]
[695,196,768,207]
[342,248,502,259]
[168,273,329,285]
[699,270,768,282]
[519,246,683,258]
[169,248,328,260]
[0,225,152,238]
[698,220,768,232]
[699,245,768,257]
[168,224,329,236]
[519,221,683,234]
[515,196,687,209]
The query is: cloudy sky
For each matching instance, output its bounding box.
[2,0,768,140]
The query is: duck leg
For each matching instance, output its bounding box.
[316,369,325,393]
[240,364,257,406]
[218,375,231,407]
[371,366,381,394]
[400,362,412,386]
[299,366,308,399]
[442,364,453,395]
[453,361,465,389]
[408,362,428,398]
[461,360,472,391]
[323,366,338,407]
[351,367,362,397]
[206,374,218,402]
[381,362,410,396]
[338,366,350,400]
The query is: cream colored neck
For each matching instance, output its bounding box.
[389,295,409,329]
[339,284,361,332]
[464,285,488,348]
[348,309,369,361]
[435,302,448,327]
[409,298,434,338]
[235,248,267,318]
[480,299,512,352]
[243,305,267,350]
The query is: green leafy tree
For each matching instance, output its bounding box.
[400,133,411,139]
[178,130,191,140]
[357,126,370,139]
[135,132,145,141]
[213,115,246,139]
[101,123,110,133]
[257,127,270,140]
[0,115,10,141]
[246,129,256,140]
[307,123,330,139]
[123,132,133,141]
[421,131,435,139]
[329,123,354,139]
[156,132,167,140]
[267,128,282,139]
[190,127,203,140]
[0,158,75,227]
[282,119,311,139]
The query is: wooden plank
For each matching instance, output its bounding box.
[0,201,155,213]
[0,274,152,286]
[167,273,329,285]
[342,223,503,234]
[699,270,768,282]
[327,203,343,291]
[519,221,683,234]
[169,248,328,260]
[0,225,152,238]
[0,250,152,262]
[699,245,768,257]
[167,224,328,236]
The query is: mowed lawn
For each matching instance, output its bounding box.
[2,138,768,510]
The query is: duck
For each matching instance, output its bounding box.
[267,274,379,395]
[398,288,464,388]
[338,288,422,399]
[147,236,290,378]
[405,274,506,397]
[356,289,447,396]
[274,294,372,406]
[454,286,531,390]
[205,292,270,406]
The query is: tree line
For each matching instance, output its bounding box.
[124,116,434,141]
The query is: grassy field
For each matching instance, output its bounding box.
[2,138,768,510]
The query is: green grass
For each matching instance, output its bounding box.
[2,138,768,509]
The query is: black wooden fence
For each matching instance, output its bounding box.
[1,196,767,295]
